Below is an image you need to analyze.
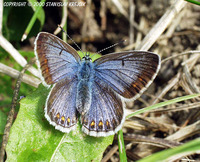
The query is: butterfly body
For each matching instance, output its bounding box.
[76,55,94,115]
[34,32,161,137]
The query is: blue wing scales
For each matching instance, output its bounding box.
[34,32,81,85]
[94,51,160,100]
[81,76,125,137]
[45,77,78,132]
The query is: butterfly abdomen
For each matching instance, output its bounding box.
[76,60,95,115]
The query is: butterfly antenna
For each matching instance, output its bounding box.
[58,25,84,55]
[96,40,126,54]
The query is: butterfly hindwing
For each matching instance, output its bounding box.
[34,32,81,85]
[94,51,160,100]
[81,76,125,137]
[45,77,78,133]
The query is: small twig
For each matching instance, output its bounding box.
[181,51,200,68]
[166,120,200,141]
[161,7,187,40]
[81,0,91,51]
[0,62,40,88]
[183,64,200,93]
[111,0,145,35]
[122,134,181,148]
[0,35,40,78]
[151,73,181,105]
[100,0,107,31]
[102,145,118,162]
[129,0,135,45]
[134,17,146,49]
[0,59,36,162]
[162,50,200,63]
[54,0,68,36]
[124,116,175,133]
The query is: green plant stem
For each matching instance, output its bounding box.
[137,138,200,162]
[21,0,46,41]
[118,130,127,162]
[126,93,200,119]
[185,0,200,5]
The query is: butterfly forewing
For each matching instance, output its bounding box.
[34,32,81,85]
[94,51,160,100]
[45,77,78,132]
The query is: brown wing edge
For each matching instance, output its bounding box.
[34,32,81,86]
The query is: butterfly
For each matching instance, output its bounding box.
[34,32,161,137]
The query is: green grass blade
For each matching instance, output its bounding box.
[118,130,127,162]
[137,138,200,162]
[185,0,200,5]
[21,0,46,41]
[126,93,200,119]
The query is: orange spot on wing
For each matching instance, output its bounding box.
[106,120,110,129]
[61,116,65,122]
[98,121,103,129]
[139,77,143,81]
[90,121,95,128]
[45,67,49,73]
[56,113,60,119]
[133,84,137,87]
[99,121,103,126]
[44,58,48,64]
[67,117,70,123]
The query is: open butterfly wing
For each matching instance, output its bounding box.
[94,51,160,100]
[81,76,125,137]
[81,51,160,136]
[45,77,78,133]
[34,32,81,85]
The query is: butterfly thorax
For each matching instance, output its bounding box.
[76,57,94,115]
[78,56,93,80]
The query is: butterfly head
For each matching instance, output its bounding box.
[82,52,92,62]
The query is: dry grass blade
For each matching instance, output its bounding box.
[0,35,40,78]
[166,120,200,141]
[102,145,118,162]
[0,63,41,88]
[124,134,181,148]
[136,0,187,51]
